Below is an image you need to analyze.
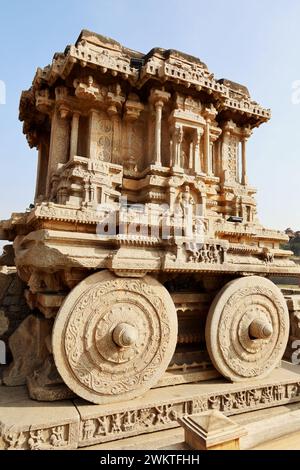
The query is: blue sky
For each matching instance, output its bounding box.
[0,0,300,234]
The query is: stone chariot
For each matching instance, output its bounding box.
[1,30,299,406]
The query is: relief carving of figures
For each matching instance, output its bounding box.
[273,385,285,401]
[234,391,247,409]
[192,397,208,413]
[28,430,46,450]
[262,248,274,264]
[175,185,195,218]
[96,416,110,436]
[138,408,156,428]
[246,389,262,406]
[221,393,235,412]
[49,426,68,447]
[154,405,177,424]
[74,76,101,101]
[82,420,96,441]
[261,387,274,404]
[111,413,124,433]
[4,432,26,450]
[187,243,222,264]
[208,396,220,410]
[287,384,300,399]
[122,411,138,432]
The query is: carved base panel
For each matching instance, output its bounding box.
[1,363,300,450]
[75,362,300,447]
[0,386,79,450]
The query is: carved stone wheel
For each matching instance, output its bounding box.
[205,276,289,382]
[52,271,178,404]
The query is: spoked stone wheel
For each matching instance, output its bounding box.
[205,276,289,382]
[52,271,177,404]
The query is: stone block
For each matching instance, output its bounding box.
[178,411,247,450]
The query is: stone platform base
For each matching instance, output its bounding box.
[80,400,300,450]
[1,362,300,450]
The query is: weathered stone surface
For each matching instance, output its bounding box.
[3,315,52,386]
[0,245,14,267]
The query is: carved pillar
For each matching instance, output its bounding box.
[188,140,194,170]
[84,182,90,204]
[35,137,49,202]
[154,100,163,166]
[88,109,99,160]
[168,186,176,212]
[202,194,207,217]
[35,144,43,202]
[215,140,221,177]
[70,112,80,160]
[193,128,203,174]
[204,120,211,175]
[90,184,96,204]
[241,138,248,185]
[209,142,214,175]
[209,132,221,176]
[107,84,125,165]
[203,106,217,176]
[111,114,121,164]
[235,196,241,217]
[169,132,174,167]
[150,89,170,167]
[123,96,144,170]
[126,120,133,160]
[220,120,236,184]
[46,108,70,196]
